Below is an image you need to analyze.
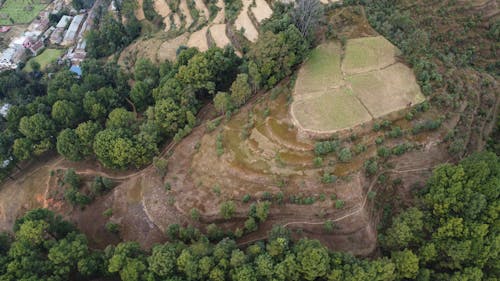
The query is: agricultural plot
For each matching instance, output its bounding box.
[0,0,48,25]
[348,63,425,118]
[291,88,372,132]
[294,42,342,97]
[342,36,397,75]
[291,36,424,135]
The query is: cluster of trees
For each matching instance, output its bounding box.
[1,0,317,179]
[86,12,141,59]
[0,152,496,280]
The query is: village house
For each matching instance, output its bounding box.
[61,14,85,46]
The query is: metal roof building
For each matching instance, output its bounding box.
[62,14,85,46]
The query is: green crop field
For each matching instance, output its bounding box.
[0,0,48,25]
[24,49,63,72]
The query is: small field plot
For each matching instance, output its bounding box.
[291,87,371,132]
[342,36,397,74]
[0,0,48,25]
[24,49,63,72]
[294,42,342,98]
[348,63,425,118]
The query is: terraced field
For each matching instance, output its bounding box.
[125,0,270,64]
[291,36,426,137]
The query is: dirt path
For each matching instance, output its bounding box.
[237,165,437,246]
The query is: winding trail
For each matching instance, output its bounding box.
[237,165,435,246]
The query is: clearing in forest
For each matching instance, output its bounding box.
[0,0,48,25]
[291,36,425,135]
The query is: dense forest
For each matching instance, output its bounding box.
[0,152,497,281]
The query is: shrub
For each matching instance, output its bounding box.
[377,147,391,158]
[244,217,258,232]
[255,201,271,222]
[375,136,385,145]
[190,208,201,221]
[314,140,340,155]
[167,224,180,240]
[321,172,337,184]
[354,144,367,154]
[216,133,224,156]
[387,126,403,138]
[392,143,413,156]
[103,208,113,217]
[335,200,344,209]
[64,169,80,189]
[313,157,323,167]
[367,191,377,200]
[220,201,236,219]
[324,221,334,233]
[242,194,251,203]
[338,147,352,163]
[105,222,120,234]
[364,158,378,176]
[153,157,168,177]
[206,223,224,241]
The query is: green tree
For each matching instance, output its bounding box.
[51,100,79,128]
[57,129,84,161]
[18,113,55,141]
[294,239,330,280]
[106,108,136,130]
[75,121,102,157]
[12,138,33,161]
[391,249,419,279]
[230,73,252,107]
[213,92,231,114]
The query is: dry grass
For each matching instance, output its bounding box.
[292,87,372,132]
[250,0,272,23]
[291,36,424,135]
[209,24,231,48]
[135,0,145,20]
[348,63,426,118]
[235,0,258,42]
[179,0,193,28]
[187,26,209,51]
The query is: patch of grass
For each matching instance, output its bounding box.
[24,49,63,72]
[0,0,48,25]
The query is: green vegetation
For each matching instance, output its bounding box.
[24,49,63,72]
[224,0,242,23]
[0,153,496,280]
[0,0,47,25]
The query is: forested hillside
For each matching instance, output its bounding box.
[0,152,497,281]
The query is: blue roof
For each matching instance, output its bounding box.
[69,65,82,76]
